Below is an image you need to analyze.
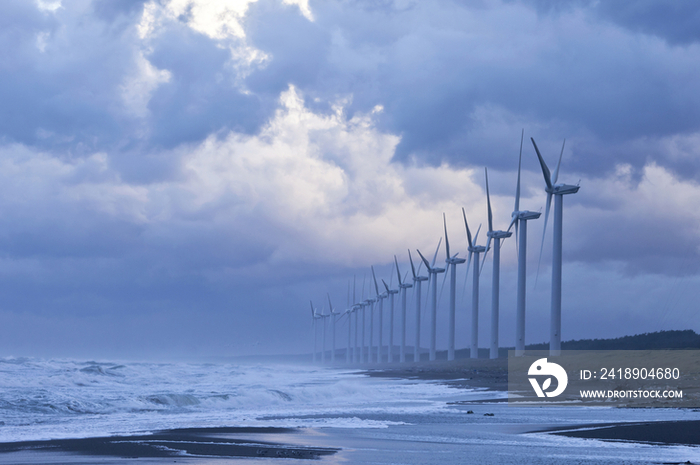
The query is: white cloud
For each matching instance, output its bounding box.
[36,0,62,13]
[121,52,172,119]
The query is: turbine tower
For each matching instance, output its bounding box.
[395,255,413,363]
[372,266,388,363]
[532,137,580,356]
[382,278,399,363]
[443,214,466,361]
[409,250,429,362]
[417,239,445,362]
[480,168,512,359]
[507,131,541,356]
[463,208,485,359]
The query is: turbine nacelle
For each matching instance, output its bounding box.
[548,183,580,196]
[513,210,542,221]
[487,229,512,240]
[468,245,487,253]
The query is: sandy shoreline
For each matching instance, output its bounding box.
[0,427,339,463]
[359,357,509,391]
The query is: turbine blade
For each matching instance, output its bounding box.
[310,300,314,319]
[443,213,450,260]
[515,129,523,212]
[327,293,334,313]
[535,192,553,285]
[395,255,403,285]
[507,215,517,234]
[438,261,449,302]
[531,138,553,190]
[474,224,482,245]
[461,250,473,302]
[382,278,390,293]
[485,167,493,233]
[553,139,565,185]
[371,265,380,296]
[417,249,431,272]
[408,249,417,279]
[431,237,442,267]
[462,207,473,248]
[480,236,492,275]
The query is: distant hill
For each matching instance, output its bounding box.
[524,330,700,351]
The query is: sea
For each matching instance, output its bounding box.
[1,357,699,464]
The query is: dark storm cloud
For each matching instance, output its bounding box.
[240,0,700,179]
[519,0,700,45]
[146,26,269,148]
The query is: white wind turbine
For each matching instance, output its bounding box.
[310,300,322,363]
[361,279,370,364]
[409,250,429,362]
[463,208,485,359]
[382,278,399,363]
[443,214,466,361]
[352,277,361,363]
[395,255,413,363]
[327,293,340,364]
[344,280,352,363]
[367,274,377,364]
[507,131,541,356]
[417,239,445,362]
[532,137,580,356]
[479,168,513,359]
[372,266,388,363]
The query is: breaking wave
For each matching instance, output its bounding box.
[0,357,480,442]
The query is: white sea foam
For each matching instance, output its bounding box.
[0,358,481,442]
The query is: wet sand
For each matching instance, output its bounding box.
[548,420,700,446]
[360,357,509,391]
[0,427,338,463]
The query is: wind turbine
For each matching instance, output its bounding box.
[327,294,340,364]
[443,214,466,361]
[361,276,367,363]
[382,278,399,363]
[353,277,360,363]
[463,208,485,359]
[321,305,328,364]
[479,168,513,359]
[344,283,352,363]
[507,131,541,356]
[367,277,377,363]
[395,255,413,363]
[532,137,580,356]
[372,266,388,363]
[417,239,445,362]
[310,300,321,363]
[409,249,429,362]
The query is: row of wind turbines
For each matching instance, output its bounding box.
[309,133,580,363]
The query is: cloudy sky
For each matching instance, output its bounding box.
[1,0,699,359]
